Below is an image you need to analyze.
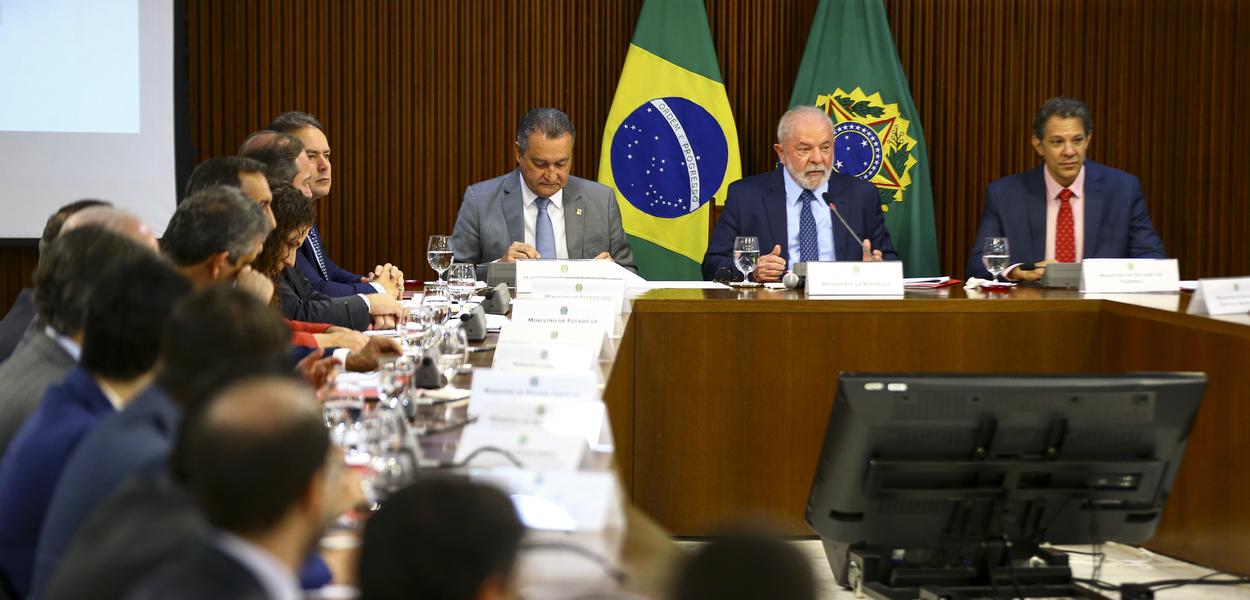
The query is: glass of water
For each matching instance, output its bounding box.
[427,235,454,281]
[433,323,468,389]
[446,263,477,305]
[732,236,761,287]
[981,237,1011,282]
[400,305,434,355]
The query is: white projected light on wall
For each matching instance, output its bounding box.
[0,0,175,237]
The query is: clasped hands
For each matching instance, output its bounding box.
[500,241,614,263]
[751,241,883,283]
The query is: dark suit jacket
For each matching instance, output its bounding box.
[0,289,35,364]
[277,266,370,331]
[44,473,331,600]
[0,328,76,460]
[0,367,114,597]
[125,541,270,600]
[31,387,176,598]
[296,225,377,296]
[452,170,637,271]
[965,161,1166,279]
[702,169,899,280]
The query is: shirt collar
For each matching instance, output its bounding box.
[213,531,302,600]
[781,168,830,206]
[1042,163,1086,201]
[45,325,81,362]
[518,172,564,210]
[96,378,126,411]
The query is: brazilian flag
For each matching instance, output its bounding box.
[598,0,741,281]
[789,0,940,277]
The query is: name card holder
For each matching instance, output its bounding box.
[527,276,628,314]
[1188,277,1250,315]
[510,298,622,337]
[515,260,643,293]
[453,424,587,472]
[496,322,611,362]
[805,261,904,296]
[1079,259,1180,293]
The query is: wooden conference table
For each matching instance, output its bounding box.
[600,285,1250,576]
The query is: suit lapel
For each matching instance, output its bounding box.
[763,170,788,258]
[1024,167,1048,261]
[1082,162,1105,259]
[563,182,586,259]
[500,172,525,245]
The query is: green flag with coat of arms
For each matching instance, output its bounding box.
[789,0,939,277]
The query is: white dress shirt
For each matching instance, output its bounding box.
[1042,164,1086,261]
[518,172,569,259]
[781,169,835,264]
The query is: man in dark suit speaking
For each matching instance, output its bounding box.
[702,105,897,282]
[452,107,636,272]
[966,96,1166,281]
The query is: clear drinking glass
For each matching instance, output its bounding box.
[732,236,761,287]
[324,383,368,464]
[400,306,434,355]
[433,323,468,389]
[427,235,454,281]
[981,237,1011,282]
[446,263,477,304]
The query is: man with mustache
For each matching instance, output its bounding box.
[703,105,897,283]
[966,96,1165,281]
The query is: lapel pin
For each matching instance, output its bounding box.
[576,208,583,216]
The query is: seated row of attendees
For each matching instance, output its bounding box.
[447,98,1166,284]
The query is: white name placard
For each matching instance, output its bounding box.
[515,260,642,293]
[509,298,620,336]
[491,341,600,374]
[496,322,609,360]
[474,469,619,532]
[472,400,605,447]
[1080,259,1180,293]
[805,261,904,296]
[453,425,586,472]
[1187,277,1250,315]
[527,276,627,313]
[471,369,600,405]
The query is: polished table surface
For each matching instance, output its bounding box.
[602,285,1250,576]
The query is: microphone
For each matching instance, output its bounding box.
[823,191,871,258]
[782,271,804,289]
[480,283,512,314]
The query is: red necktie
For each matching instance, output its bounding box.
[1055,188,1075,263]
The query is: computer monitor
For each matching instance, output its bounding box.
[806,372,1206,597]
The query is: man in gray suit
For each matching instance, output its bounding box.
[0,227,155,459]
[452,107,636,272]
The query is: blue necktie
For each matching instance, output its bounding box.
[798,189,820,262]
[307,226,328,277]
[534,197,556,259]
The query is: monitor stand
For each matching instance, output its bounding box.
[825,540,1112,599]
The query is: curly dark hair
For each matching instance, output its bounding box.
[252,184,317,305]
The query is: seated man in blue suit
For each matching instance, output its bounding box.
[0,250,189,597]
[267,112,405,299]
[966,96,1166,281]
[703,106,897,282]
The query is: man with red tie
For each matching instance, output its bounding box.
[966,97,1166,281]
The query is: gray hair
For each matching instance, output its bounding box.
[1032,96,1093,139]
[515,108,576,152]
[160,186,273,267]
[777,105,834,144]
[267,111,324,134]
